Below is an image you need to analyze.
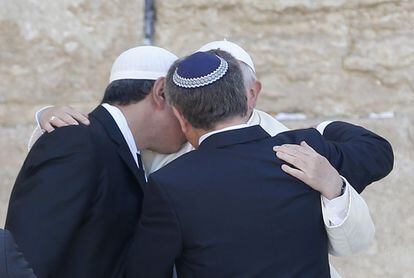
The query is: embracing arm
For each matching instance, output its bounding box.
[322,183,375,256]
[275,142,375,257]
[318,121,394,193]
[6,126,97,277]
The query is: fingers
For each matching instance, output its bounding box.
[72,113,90,125]
[300,141,317,154]
[60,113,80,126]
[275,149,307,170]
[281,164,307,182]
[63,107,90,125]
[42,121,55,133]
[49,116,69,128]
[39,106,90,132]
[274,144,311,157]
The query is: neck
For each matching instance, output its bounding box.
[115,103,150,150]
[191,116,246,148]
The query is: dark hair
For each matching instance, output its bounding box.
[165,50,247,130]
[101,79,155,105]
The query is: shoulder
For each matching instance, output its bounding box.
[271,128,328,155]
[148,148,214,194]
[273,127,323,143]
[150,149,200,181]
[31,125,94,155]
[27,124,97,168]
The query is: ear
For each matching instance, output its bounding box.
[172,106,189,134]
[151,77,167,110]
[247,80,262,110]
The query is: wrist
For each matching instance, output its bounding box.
[321,176,344,200]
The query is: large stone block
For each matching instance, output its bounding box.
[0,0,144,124]
[156,0,414,117]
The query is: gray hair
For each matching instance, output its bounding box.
[239,62,257,91]
[165,50,247,130]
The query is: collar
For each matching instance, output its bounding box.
[247,109,289,136]
[199,125,270,150]
[199,123,249,145]
[101,103,140,167]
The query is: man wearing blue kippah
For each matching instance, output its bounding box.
[124,50,391,277]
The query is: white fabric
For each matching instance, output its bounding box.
[27,126,43,151]
[109,46,178,82]
[198,40,256,73]
[324,184,375,257]
[317,121,334,135]
[35,105,53,128]
[322,178,350,227]
[199,124,248,145]
[101,103,140,168]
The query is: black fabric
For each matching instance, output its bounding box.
[5,106,144,278]
[0,229,36,278]
[126,123,394,278]
[136,153,147,184]
[321,121,394,193]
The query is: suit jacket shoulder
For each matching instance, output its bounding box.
[27,124,96,168]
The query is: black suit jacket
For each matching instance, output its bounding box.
[126,123,393,278]
[5,106,145,278]
[0,229,36,278]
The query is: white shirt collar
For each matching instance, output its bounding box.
[101,103,140,167]
[198,123,249,145]
[247,109,289,136]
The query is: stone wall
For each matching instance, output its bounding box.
[0,0,413,277]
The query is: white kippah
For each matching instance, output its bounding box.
[197,40,256,73]
[109,46,178,83]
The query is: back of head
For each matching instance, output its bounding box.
[165,50,247,130]
[198,40,255,73]
[103,46,178,105]
[199,40,258,103]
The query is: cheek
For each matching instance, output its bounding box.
[166,115,186,143]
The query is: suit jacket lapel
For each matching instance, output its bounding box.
[89,106,147,187]
[199,125,271,150]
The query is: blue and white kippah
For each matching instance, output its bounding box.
[173,52,229,88]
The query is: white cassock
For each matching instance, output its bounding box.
[29,108,375,278]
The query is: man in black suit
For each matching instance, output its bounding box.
[5,46,185,278]
[125,50,392,277]
[0,229,36,278]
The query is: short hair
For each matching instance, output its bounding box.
[101,79,155,105]
[165,50,247,130]
[239,62,257,90]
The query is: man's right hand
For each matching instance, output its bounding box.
[39,106,90,132]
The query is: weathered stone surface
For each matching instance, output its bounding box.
[0,0,413,277]
[156,0,414,117]
[0,0,144,124]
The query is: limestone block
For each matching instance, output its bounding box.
[156,0,414,117]
[0,0,144,124]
